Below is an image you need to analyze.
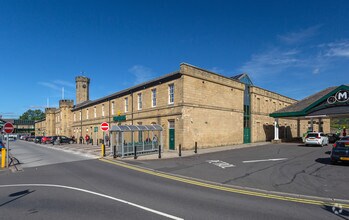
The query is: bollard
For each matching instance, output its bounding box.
[194,142,197,154]
[101,144,105,157]
[113,145,117,158]
[1,148,6,168]
[134,145,137,159]
[179,144,182,157]
[158,145,161,159]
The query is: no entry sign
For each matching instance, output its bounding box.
[100,122,109,131]
[3,122,14,134]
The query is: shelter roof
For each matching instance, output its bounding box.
[110,124,163,132]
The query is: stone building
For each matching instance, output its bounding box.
[35,63,328,150]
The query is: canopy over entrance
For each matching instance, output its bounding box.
[269,85,349,141]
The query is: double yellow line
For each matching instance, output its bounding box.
[99,158,349,209]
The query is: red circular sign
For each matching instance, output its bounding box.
[3,122,14,134]
[100,122,109,131]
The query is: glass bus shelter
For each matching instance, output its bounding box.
[109,124,163,158]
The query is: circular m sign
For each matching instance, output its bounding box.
[335,90,349,102]
[327,90,349,104]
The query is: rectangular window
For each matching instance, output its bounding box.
[74,113,76,122]
[125,97,128,112]
[168,84,174,104]
[94,106,96,118]
[138,93,142,110]
[102,104,105,117]
[86,109,89,119]
[112,101,115,115]
[79,111,82,121]
[152,88,157,107]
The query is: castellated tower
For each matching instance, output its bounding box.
[45,108,56,136]
[59,100,74,136]
[75,76,90,104]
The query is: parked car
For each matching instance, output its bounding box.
[330,139,349,164]
[41,136,52,144]
[34,136,43,143]
[340,136,349,141]
[326,133,340,143]
[304,132,329,146]
[50,136,75,145]
[27,136,35,142]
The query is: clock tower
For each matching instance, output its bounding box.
[75,76,90,104]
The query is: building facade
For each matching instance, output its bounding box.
[35,63,329,150]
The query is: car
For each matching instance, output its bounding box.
[326,133,340,143]
[340,136,349,141]
[304,132,329,146]
[27,136,35,142]
[34,136,43,143]
[330,140,349,164]
[41,136,52,144]
[50,136,75,145]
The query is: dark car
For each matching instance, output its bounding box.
[41,136,52,144]
[330,139,349,164]
[326,133,340,143]
[50,136,75,145]
[34,136,43,143]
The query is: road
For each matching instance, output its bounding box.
[126,143,349,200]
[0,141,348,219]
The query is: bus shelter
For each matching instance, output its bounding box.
[109,124,163,158]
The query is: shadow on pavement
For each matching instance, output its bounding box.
[0,189,35,207]
[316,157,349,166]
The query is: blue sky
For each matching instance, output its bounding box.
[1,0,349,118]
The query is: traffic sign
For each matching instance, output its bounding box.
[3,122,14,134]
[100,122,109,131]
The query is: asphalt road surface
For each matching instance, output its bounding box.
[0,141,348,219]
[125,143,349,200]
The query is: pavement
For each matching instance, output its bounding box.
[29,140,270,160]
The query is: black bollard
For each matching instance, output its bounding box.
[158,145,161,159]
[194,142,197,154]
[134,145,137,159]
[113,145,117,158]
[179,144,182,157]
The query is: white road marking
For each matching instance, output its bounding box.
[242,158,288,163]
[0,184,183,220]
[206,160,235,169]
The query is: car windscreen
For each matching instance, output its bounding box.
[307,133,318,138]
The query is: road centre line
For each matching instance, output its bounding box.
[242,158,288,163]
[0,184,183,220]
[99,158,349,209]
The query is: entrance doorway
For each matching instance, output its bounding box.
[169,121,175,150]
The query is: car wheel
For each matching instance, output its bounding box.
[69,140,73,144]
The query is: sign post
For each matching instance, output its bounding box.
[3,122,14,168]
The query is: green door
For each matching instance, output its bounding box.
[244,127,251,144]
[169,129,175,150]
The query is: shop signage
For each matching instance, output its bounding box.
[113,115,126,122]
[327,90,349,104]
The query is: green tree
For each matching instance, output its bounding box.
[19,109,45,121]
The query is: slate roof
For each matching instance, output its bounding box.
[270,85,349,118]
[273,86,337,114]
[72,71,181,110]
